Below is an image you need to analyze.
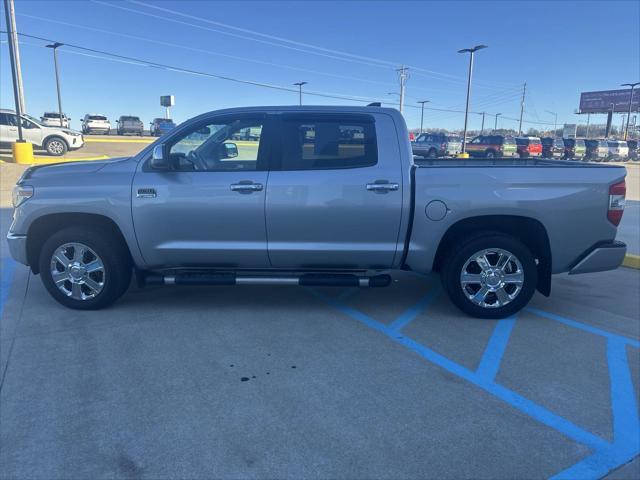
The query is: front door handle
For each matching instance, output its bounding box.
[230,182,263,193]
[366,182,399,193]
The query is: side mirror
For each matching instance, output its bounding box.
[149,144,170,170]
[223,142,238,158]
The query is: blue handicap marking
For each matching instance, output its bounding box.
[310,285,640,479]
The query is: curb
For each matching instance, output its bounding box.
[623,254,640,269]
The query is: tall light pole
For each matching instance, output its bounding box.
[4,0,26,142]
[621,82,639,140]
[293,81,307,106]
[479,111,486,134]
[494,113,502,131]
[46,42,64,126]
[545,110,558,136]
[396,66,409,114]
[457,44,487,156]
[417,100,429,133]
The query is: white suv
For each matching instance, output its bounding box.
[40,112,70,128]
[82,114,111,135]
[0,109,84,156]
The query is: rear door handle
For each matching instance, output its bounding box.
[366,182,399,193]
[230,182,263,193]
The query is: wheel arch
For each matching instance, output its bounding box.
[26,213,131,275]
[432,215,552,296]
[43,134,69,149]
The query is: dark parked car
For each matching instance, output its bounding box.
[563,138,586,160]
[150,118,176,137]
[515,137,543,158]
[627,140,638,160]
[412,132,462,158]
[541,137,565,159]
[465,135,518,158]
[116,115,144,136]
[584,139,609,161]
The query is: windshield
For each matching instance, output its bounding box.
[23,114,44,126]
[446,136,462,142]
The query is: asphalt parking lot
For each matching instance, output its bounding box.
[0,148,639,479]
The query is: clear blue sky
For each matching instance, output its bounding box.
[1,0,638,132]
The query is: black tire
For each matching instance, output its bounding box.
[39,226,132,310]
[440,232,537,319]
[44,136,68,156]
[485,149,496,158]
[427,148,437,158]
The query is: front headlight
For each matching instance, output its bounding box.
[12,185,33,208]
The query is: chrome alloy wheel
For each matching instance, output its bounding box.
[50,242,105,300]
[47,139,65,155]
[460,248,524,308]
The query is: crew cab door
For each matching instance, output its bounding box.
[265,112,404,269]
[132,114,272,269]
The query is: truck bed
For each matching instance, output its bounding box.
[414,157,618,168]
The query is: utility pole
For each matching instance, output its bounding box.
[46,42,64,126]
[586,113,591,138]
[480,112,486,134]
[293,81,307,106]
[621,82,639,140]
[457,44,487,156]
[3,0,25,114]
[494,113,501,131]
[417,100,429,133]
[397,66,409,114]
[545,110,557,136]
[518,81,527,135]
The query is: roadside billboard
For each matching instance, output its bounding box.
[579,89,640,114]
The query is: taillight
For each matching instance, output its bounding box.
[607,180,626,226]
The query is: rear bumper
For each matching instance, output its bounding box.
[6,233,28,266]
[569,241,627,275]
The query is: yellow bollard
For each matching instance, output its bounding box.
[456,152,470,158]
[12,141,34,164]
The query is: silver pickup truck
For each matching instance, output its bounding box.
[7,106,628,318]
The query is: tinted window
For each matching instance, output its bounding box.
[279,115,377,170]
[575,139,585,147]
[564,138,576,147]
[43,112,61,118]
[415,134,427,142]
[167,117,263,172]
[0,113,17,126]
[88,115,107,120]
[503,137,516,145]
[529,138,541,145]
[446,135,461,142]
[121,116,140,122]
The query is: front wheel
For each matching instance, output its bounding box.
[44,137,68,156]
[427,148,437,158]
[485,150,496,158]
[441,232,537,319]
[39,227,132,310]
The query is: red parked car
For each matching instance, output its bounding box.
[516,137,543,158]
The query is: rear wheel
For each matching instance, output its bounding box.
[485,149,496,158]
[441,232,537,319]
[39,227,132,310]
[427,148,437,158]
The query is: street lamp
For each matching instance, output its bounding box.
[293,81,307,106]
[45,42,64,127]
[457,44,487,156]
[417,100,429,133]
[621,82,639,140]
[494,113,502,131]
[545,110,558,136]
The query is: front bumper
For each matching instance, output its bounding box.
[569,241,627,275]
[6,233,28,266]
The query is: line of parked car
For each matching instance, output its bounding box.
[39,112,177,137]
[411,132,638,161]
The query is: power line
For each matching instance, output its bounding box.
[17,12,404,90]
